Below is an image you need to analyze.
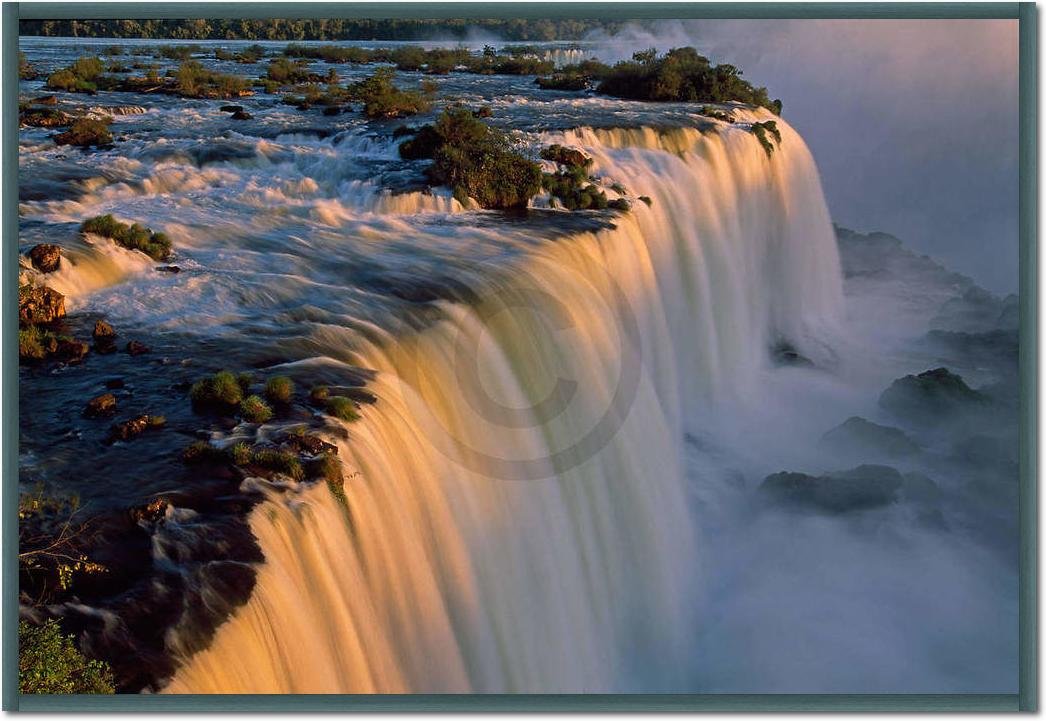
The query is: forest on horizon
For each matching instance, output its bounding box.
[19,18,624,41]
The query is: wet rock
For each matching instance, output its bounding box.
[28,243,61,273]
[155,265,181,273]
[879,367,988,424]
[126,340,150,356]
[230,110,252,121]
[129,498,169,524]
[54,338,89,364]
[759,464,904,513]
[109,414,164,442]
[901,472,943,504]
[280,430,338,457]
[322,106,341,116]
[821,416,920,459]
[34,95,58,105]
[771,340,812,367]
[18,284,65,325]
[20,108,74,128]
[540,144,591,169]
[93,319,116,340]
[219,105,244,113]
[84,393,117,418]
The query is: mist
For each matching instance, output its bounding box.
[583,20,1020,294]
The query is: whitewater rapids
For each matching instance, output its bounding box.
[164,111,845,693]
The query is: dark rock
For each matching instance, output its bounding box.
[879,367,988,424]
[18,284,65,325]
[540,144,591,169]
[322,106,341,116]
[126,340,150,356]
[821,416,920,459]
[901,472,942,504]
[759,464,904,513]
[93,319,116,339]
[28,243,61,273]
[109,414,163,442]
[219,105,244,113]
[84,393,117,418]
[34,95,58,105]
[771,340,812,367]
[129,498,169,524]
[54,338,89,364]
[155,265,181,273]
[21,108,74,128]
[281,431,337,457]
[230,110,252,120]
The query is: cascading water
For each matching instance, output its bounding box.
[162,111,845,693]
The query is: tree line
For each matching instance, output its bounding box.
[19,18,622,41]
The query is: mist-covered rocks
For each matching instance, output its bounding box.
[759,464,904,513]
[879,367,988,425]
[821,416,920,459]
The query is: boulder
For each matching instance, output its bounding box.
[34,95,58,105]
[84,393,117,418]
[93,319,116,339]
[109,414,164,442]
[219,105,244,113]
[155,265,181,273]
[759,464,904,513]
[879,367,987,424]
[129,498,169,524]
[20,108,74,128]
[18,284,65,325]
[322,106,341,116]
[821,416,920,459]
[125,340,150,356]
[540,144,591,169]
[230,110,252,120]
[53,338,89,364]
[28,244,61,273]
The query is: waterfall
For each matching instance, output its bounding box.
[164,111,844,693]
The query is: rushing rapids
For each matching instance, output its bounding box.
[164,115,845,693]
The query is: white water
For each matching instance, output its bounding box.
[165,112,846,693]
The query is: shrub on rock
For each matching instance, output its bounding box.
[54,118,113,148]
[239,395,273,424]
[190,370,244,411]
[325,396,359,422]
[80,214,171,261]
[19,284,65,325]
[264,376,294,405]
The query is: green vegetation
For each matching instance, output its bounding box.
[596,48,782,114]
[19,487,105,602]
[309,385,329,405]
[239,395,273,423]
[535,73,589,91]
[700,105,735,123]
[750,120,782,157]
[19,620,114,694]
[236,372,255,395]
[46,56,106,93]
[540,145,608,211]
[21,19,620,42]
[190,370,244,410]
[346,68,434,119]
[264,376,295,404]
[173,60,249,98]
[245,446,306,481]
[80,214,172,260]
[155,44,195,61]
[399,108,542,210]
[54,118,113,148]
[325,396,360,422]
[266,57,312,84]
[284,43,554,76]
[307,453,346,505]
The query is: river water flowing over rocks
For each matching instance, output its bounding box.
[18,37,1018,694]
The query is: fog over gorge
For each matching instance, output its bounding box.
[586,19,1020,293]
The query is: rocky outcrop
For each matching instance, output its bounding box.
[821,416,920,459]
[109,414,164,442]
[28,244,61,273]
[19,284,65,325]
[759,464,905,513]
[879,367,988,424]
[84,393,117,418]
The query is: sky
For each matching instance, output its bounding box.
[587,20,1020,294]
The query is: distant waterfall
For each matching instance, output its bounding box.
[165,111,844,693]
